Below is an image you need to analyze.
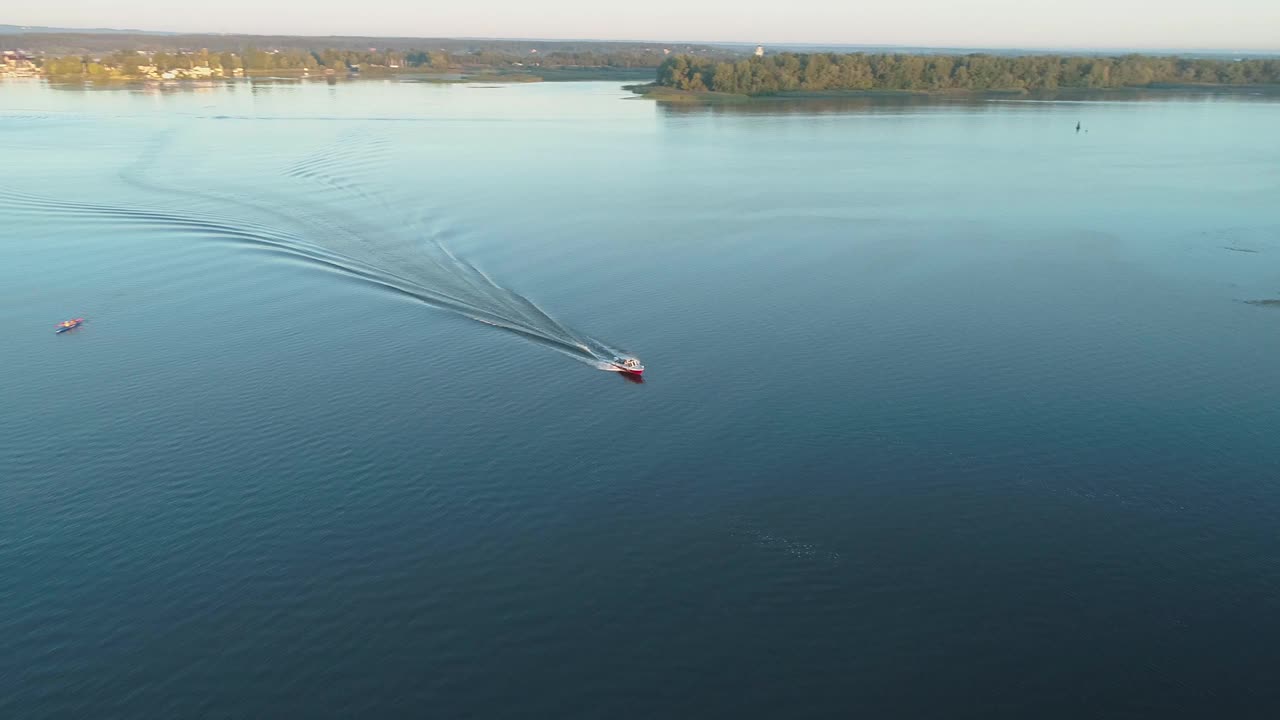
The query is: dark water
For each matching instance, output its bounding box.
[3,79,1280,718]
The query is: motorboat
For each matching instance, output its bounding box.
[608,356,644,375]
[55,317,84,334]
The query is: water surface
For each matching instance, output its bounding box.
[3,79,1280,718]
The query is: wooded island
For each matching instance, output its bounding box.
[653,52,1280,95]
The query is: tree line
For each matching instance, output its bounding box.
[657,53,1280,94]
[37,46,683,77]
[42,48,425,75]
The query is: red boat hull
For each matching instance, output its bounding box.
[55,318,84,333]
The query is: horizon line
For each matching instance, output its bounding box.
[4,23,1279,55]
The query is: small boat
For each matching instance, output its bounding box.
[55,317,84,334]
[608,356,644,375]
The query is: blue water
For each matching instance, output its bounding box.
[3,79,1280,717]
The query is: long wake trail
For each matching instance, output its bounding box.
[0,186,626,370]
[271,132,634,368]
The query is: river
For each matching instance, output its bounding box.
[3,78,1280,718]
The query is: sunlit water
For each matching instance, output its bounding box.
[3,78,1280,718]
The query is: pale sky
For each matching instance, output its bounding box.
[7,0,1280,50]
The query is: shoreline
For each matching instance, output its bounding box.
[7,66,656,85]
[626,81,1280,103]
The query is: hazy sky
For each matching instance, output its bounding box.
[7,0,1279,50]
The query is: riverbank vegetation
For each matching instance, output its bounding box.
[4,32,732,81]
[656,53,1280,95]
[26,47,700,81]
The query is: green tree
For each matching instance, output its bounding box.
[712,62,737,93]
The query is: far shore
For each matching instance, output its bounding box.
[16,66,655,87]
[625,81,1280,103]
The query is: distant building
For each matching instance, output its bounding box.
[755,46,765,57]
[0,53,39,77]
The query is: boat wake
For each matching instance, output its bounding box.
[0,186,630,371]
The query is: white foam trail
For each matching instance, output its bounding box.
[1,185,628,372]
[57,128,639,373]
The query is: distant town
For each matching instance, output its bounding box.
[2,49,239,79]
